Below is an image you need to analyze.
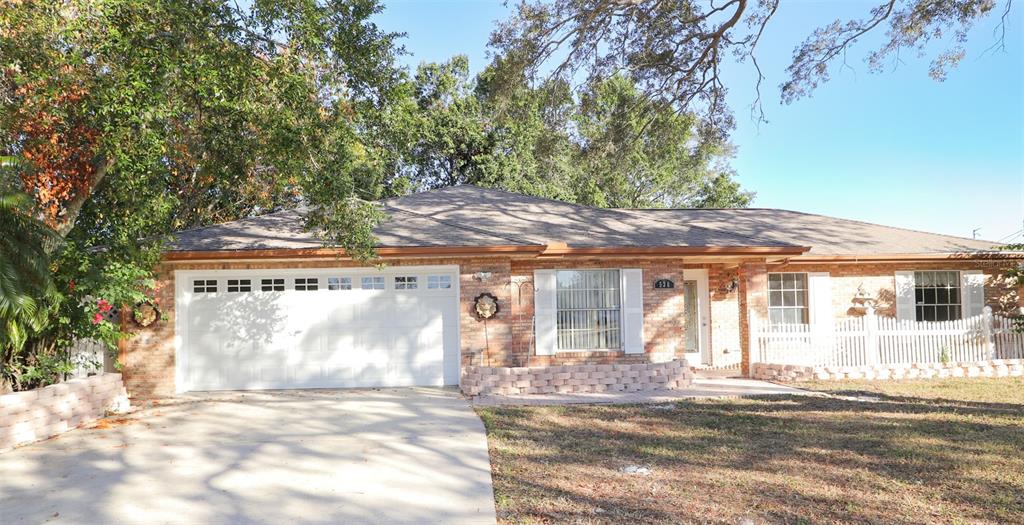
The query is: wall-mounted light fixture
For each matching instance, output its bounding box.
[473,271,493,281]
[721,277,739,294]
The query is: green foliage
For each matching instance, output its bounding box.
[1,0,404,389]
[489,0,1011,129]
[0,188,57,350]
[385,57,751,209]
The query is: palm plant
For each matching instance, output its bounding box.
[0,157,61,389]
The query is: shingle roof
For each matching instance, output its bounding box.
[168,185,1003,255]
[620,208,1000,255]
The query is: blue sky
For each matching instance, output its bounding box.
[373,1,1024,243]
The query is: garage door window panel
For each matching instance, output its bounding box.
[295,278,319,291]
[362,276,385,290]
[261,278,285,292]
[328,277,352,291]
[227,279,252,293]
[193,280,217,293]
[395,276,418,290]
[427,275,452,289]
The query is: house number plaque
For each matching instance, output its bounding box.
[653,279,675,289]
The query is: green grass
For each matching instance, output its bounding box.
[476,378,1024,524]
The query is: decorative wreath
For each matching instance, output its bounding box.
[473,292,500,320]
[133,301,161,327]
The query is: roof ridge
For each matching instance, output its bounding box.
[630,207,1000,246]
[384,184,627,244]
[388,185,800,248]
[616,208,801,248]
[762,208,1001,246]
[171,207,301,236]
[382,203,542,246]
[396,184,601,211]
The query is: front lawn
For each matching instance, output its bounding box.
[476,378,1024,524]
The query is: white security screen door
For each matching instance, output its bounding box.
[174,266,460,392]
[681,269,711,365]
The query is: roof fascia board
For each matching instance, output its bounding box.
[787,252,1024,264]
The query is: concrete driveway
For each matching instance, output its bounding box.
[0,388,497,525]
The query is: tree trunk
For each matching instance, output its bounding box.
[50,157,115,248]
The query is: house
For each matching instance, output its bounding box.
[122,185,1021,398]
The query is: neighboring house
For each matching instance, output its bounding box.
[122,185,1021,397]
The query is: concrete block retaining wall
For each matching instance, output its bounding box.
[0,373,130,452]
[461,359,693,396]
[752,359,1024,383]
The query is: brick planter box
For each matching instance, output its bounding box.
[751,359,1024,383]
[461,359,693,396]
[0,373,130,452]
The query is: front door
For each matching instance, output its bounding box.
[682,269,711,365]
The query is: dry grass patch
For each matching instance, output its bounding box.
[477,378,1024,524]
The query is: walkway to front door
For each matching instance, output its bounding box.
[0,388,497,525]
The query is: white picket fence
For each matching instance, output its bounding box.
[752,306,1024,367]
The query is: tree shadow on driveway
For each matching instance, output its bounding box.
[0,387,496,525]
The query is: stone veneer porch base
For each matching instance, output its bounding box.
[460,359,693,396]
[752,359,1024,383]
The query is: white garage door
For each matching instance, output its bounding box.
[174,266,461,392]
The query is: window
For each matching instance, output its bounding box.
[328,277,352,291]
[555,270,621,351]
[261,278,285,292]
[768,273,808,325]
[915,271,961,321]
[193,279,217,293]
[394,276,418,290]
[427,275,452,289]
[226,279,251,293]
[294,277,319,291]
[361,276,385,290]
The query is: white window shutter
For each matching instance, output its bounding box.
[621,269,645,354]
[807,272,834,329]
[894,271,916,321]
[533,270,557,355]
[961,270,985,318]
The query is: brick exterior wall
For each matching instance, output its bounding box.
[122,254,1020,398]
[738,259,1020,378]
[124,256,514,398]
[0,373,130,452]
[504,259,695,368]
[769,260,1019,318]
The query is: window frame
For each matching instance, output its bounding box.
[361,276,386,290]
[193,279,218,294]
[394,275,418,290]
[427,275,453,289]
[294,277,319,291]
[913,270,962,322]
[226,279,252,293]
[327,277,352,291]
[553,269,623,352]
[260,278,285,292]
[767,272,809,325]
